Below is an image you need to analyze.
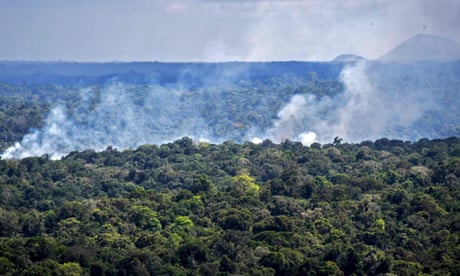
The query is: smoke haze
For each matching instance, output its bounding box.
[0,60,452,159]
[258,61,441,145]
[1,84,213,159]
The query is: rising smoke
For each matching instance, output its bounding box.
[0,61,444,159]
[1,84,213,159]
[261,60,440,145]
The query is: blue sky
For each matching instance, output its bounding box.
[1,0,459,62]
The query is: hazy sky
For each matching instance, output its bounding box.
[1,0,459,62]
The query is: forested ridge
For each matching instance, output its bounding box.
[1,137,459,275]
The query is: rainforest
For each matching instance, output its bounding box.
[0,58,459,275]
[0,136,459,275]
[2,0,460,274]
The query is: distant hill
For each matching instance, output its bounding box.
[378,34,460,62]
[332,54,366,63]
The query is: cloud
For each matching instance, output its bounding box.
[0,0,458,61]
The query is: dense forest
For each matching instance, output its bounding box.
[0,136,459,275]
[0,60,459,275]
[0,73,344,153]
[1,60,460,157]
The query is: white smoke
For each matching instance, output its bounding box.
[1,84,213,160]
[298,131,317,146]
[263,60,439,145]
[251,137,263,144]
[1,106,73,160]
[0,61,443,160]
[269,94,307,142]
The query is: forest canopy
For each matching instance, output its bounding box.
[1,60,459,159]
[0,60,459,275]
[0,137,459,275]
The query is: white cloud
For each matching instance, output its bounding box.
[0,0,458,61]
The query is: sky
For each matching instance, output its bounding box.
[0,0,459,62]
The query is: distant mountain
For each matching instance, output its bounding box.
[378,34,460,62]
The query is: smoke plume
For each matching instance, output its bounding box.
[0,60,448,159]
[1,84,212,159]
[264,60,440,145]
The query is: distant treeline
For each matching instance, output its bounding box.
[1,60,459,86]
[0,61,344,86]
